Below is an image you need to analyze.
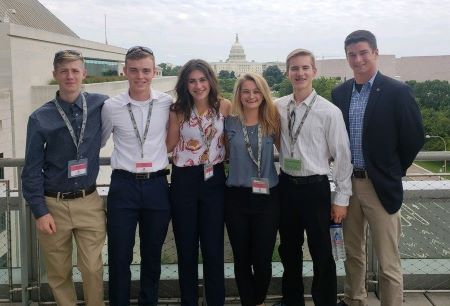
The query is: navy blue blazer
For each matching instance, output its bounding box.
[331,72,424,214]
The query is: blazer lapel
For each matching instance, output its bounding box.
[342,80,353,128]
[363,72,383,132]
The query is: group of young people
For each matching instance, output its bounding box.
[22,29,424,306]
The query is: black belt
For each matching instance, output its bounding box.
[44,184,97,200]
[353,169,369,179]
[281,171,327,185]
[114,168,170,180]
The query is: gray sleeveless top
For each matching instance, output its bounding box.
[225,116,278,188]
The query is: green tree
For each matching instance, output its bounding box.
[219,78,236,94]
[218,70,230,79]
[406,79,450,150]
[277,77,293,96]
[312,77,342,101]
[407,80,450,111]
[263,65,283,87]
[159,63,180,76]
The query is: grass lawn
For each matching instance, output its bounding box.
[415,161,447,173]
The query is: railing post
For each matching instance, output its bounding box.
[17,166,31,304]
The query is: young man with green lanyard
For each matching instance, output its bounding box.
[273,48,353,306]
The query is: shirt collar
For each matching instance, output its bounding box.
[289,89,317,107]
[352,70,378,92]
[55,91,83,110]
[121,90,158,106]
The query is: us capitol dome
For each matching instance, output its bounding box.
[210,34,285,76]
[227,34,247,62]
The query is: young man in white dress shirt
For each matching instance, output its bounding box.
[101,46,172,306]
[273,49,353,306]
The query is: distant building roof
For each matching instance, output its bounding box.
[0,0,78,37]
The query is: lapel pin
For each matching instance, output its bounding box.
[376,88,380,92]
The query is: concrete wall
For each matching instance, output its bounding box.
[0,22,127,159]
[398,56,450,81]
[0,89,13,183]
[316,54,450,82]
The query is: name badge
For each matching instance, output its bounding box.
[284,158,302,172]
[252,177,270,194]
[204,163,214,181]
[68,158,88,178]
[136,160,152,173]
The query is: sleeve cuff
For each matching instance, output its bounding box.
[333,193,350,206]
[28,201,50,219]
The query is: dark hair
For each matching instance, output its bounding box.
[172,59,221,122]
[344,30,377,52]
[125,46,155,64]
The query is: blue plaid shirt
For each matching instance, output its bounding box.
[349,72,377,169]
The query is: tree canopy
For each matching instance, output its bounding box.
[263,65,283,87]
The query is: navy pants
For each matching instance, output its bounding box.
[107,170,171,306]
[170,163,226,306]
[278,172,337,306]
[225,186,279,306]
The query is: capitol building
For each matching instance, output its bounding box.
[210,34,286,76]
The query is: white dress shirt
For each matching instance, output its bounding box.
[275,90,353,205]
[101,90,173,172]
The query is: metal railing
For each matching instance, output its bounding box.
[0,151,449,304]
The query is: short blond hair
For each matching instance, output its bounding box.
[53,50,84,69]
[286,48,316,72]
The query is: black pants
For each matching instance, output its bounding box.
[225,186,280,306]
[107,170,171,306]
[170,163,226,306]
[278,172,336,306]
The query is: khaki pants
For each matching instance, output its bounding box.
[38,191,106,306]
[343,178,403,306]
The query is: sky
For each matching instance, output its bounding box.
[39,0,450,65]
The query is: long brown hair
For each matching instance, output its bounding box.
[171,59,221,121]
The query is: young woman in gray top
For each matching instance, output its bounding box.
[224,73,280,306]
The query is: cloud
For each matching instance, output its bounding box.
[39,0,450,64]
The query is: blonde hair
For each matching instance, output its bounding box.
[231,73,279,136]
[286,48,317,72]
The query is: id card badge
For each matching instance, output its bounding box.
[68,158,88,178]
[204,163,214,181]
[284,158,302,172]
[135,160,153,173]
[252,177,270,194]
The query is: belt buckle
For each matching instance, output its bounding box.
[136,172,150,179]
[353,170,368,179]
[59,190,85,200]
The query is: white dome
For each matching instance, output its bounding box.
[227,34,246,62]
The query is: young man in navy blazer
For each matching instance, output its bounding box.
[332,30,424,306]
